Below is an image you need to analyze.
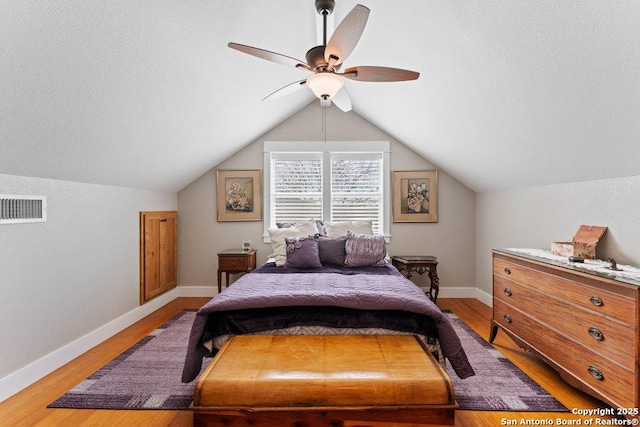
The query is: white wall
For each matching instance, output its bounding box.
[0,173,176,393]
[178,102,477,293]
[476,175,640,295]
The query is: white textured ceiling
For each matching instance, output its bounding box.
[1,1,639,193]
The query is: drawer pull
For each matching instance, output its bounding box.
[587,365,604,381]
[589,295,603,307]
[503,314,512,323]
[588,327,604,341]
[504,267,511,274]
[503,288,512,297]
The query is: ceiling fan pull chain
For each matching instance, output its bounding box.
[322,104,327,143]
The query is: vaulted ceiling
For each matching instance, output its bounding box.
[2,1,639,193]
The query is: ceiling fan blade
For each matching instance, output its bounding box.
[324,4,370,68]
[262,79,308,101]
[331,86,352,112]
[228,42,312,71]
[342,66,420,82]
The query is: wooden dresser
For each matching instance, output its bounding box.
[490,249,639,412]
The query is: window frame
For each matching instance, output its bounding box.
[263,141,390,242]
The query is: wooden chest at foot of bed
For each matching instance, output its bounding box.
[192,335,457,427]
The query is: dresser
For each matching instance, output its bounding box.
[490,249,639,412]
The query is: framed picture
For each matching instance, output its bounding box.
[216,169,262,222]
[392,170,438,223]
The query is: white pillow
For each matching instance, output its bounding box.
[324,220,373,237]
[267,224,317,266]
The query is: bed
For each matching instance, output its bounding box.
[181,222,475,383]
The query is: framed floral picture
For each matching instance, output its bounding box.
[392,170,438,223]
[216,169,262,222]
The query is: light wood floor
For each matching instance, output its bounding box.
[0,297,617,426]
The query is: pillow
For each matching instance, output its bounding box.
[276,219,327,236]
[285,235,322,268]
[318,235,347,266]
[275,222,296,228]
[267,227,315,266]
[344,231,387,267]
[315,219,327,236]
[324,220,373,237]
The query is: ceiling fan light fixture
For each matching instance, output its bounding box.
[306,72,344,99]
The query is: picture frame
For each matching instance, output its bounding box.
[392,170,438,223]
[216,169,262,222]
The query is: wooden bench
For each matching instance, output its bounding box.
[192,335,457,426]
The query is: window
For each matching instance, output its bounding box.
[264,141,390,239]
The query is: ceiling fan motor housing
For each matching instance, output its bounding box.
[306,45,341,71]
[315,0,335,15]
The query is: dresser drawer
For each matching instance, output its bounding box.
[494,256,634,324]
[219,255,251,271]
[494,276,635,368]
[493,299,635,408]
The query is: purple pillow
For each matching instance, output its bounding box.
[344,231,387,267]
[285,235,322,268]
[318,235,347,266]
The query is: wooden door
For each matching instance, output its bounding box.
[140,211,177,303]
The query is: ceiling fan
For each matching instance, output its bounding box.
[228,0,420,112]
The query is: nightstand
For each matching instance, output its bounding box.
[217,249,257,292]
[391,255,440,302]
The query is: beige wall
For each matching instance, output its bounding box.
[475,175,640,296]
[0,173,177,380]
[178,102,476,292]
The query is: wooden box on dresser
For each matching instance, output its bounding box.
[490,249,639,413]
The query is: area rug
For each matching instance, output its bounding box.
[443,311,566,411]
[49,309,567,412]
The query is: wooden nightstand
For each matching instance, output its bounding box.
[391,255,440,302]
[217,249,257,292]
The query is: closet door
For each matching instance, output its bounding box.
[140,211,177,303]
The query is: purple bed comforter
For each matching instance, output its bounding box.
[181,264,475,382]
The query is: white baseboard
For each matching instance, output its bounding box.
[178,285,217,297]
[435,286,476,299]
[0,284,489,403]
[474,288,493,307]
[0,288,179,404]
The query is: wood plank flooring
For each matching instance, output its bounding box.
[0,297,619,426]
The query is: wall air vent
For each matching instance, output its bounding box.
[0,195,47,224]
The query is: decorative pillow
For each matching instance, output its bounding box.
[276,219,327,236]
[285,235,322,268]
[275,222,296,228]
[267,226,315,266]
[314,219,327,236]
[324,220,373,237]
[318,235,347,266]
[344,231,387,267]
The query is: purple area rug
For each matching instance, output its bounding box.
[48,310,207,410]
[49,309,567,411]
[444,311,566,412]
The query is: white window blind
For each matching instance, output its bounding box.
[271,153,323,224]
[265,141,389,239]
[330,153,382,234]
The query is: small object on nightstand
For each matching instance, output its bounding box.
[391,255,439,302]
[217,249,257,293]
